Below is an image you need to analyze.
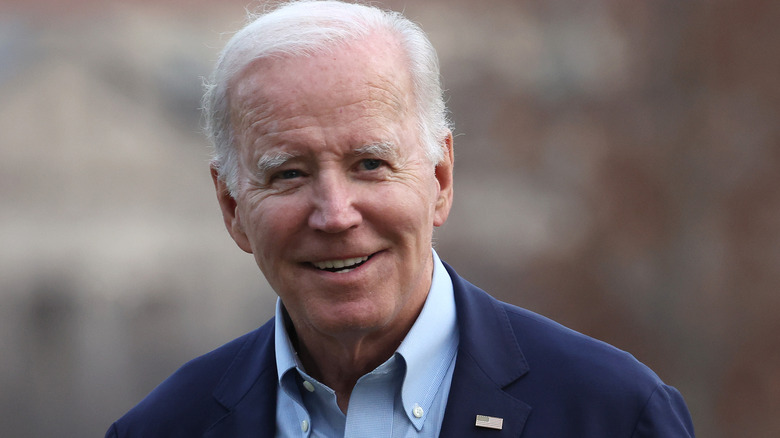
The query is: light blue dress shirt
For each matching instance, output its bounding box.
[274,249,459,437]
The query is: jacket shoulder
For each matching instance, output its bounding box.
[502,301,693,435]
[502,303,659,385]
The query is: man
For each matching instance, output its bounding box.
[106,1,694,436]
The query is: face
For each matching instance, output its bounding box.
[213,33,454,343]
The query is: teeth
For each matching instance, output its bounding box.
[312,256,369,272]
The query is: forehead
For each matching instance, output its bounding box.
[229,32,414,139]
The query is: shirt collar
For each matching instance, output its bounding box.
[395,248,459,428]
[274,300,302,382]
[273,249,459,429]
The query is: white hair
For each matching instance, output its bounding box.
[202,0,451,195]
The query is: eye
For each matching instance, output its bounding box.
[277,169,303,180]
[358,159,383,171]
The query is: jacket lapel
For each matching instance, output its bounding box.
[440,263,532,437]
[203,321,278,438]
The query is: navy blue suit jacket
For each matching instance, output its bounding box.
[106,262,694,437]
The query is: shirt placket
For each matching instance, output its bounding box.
[343,364,398,438]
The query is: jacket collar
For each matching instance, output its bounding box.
[440,261,532,436]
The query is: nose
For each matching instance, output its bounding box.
[307,173,362,233]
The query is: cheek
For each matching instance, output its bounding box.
[369,183,436,234]
[241,197,308,255]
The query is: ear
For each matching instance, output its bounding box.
[211,164,253,254]
[433,132,454,227]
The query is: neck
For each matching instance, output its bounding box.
[283,292,426,412]
[300,333,403,412]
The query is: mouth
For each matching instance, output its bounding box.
[310,255,371,274]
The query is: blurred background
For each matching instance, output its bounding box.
[1,0,778,436]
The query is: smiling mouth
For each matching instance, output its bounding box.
[310,255,370,273]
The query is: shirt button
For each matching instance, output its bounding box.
[413,405,424,418]
[301,420,309,432]
[302,380,315,392]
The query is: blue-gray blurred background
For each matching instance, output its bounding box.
[1,0,778,436]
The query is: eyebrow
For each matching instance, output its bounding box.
[353,142,399,161]
[256,151,296,178]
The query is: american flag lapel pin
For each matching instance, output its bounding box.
[475,414,504,430]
